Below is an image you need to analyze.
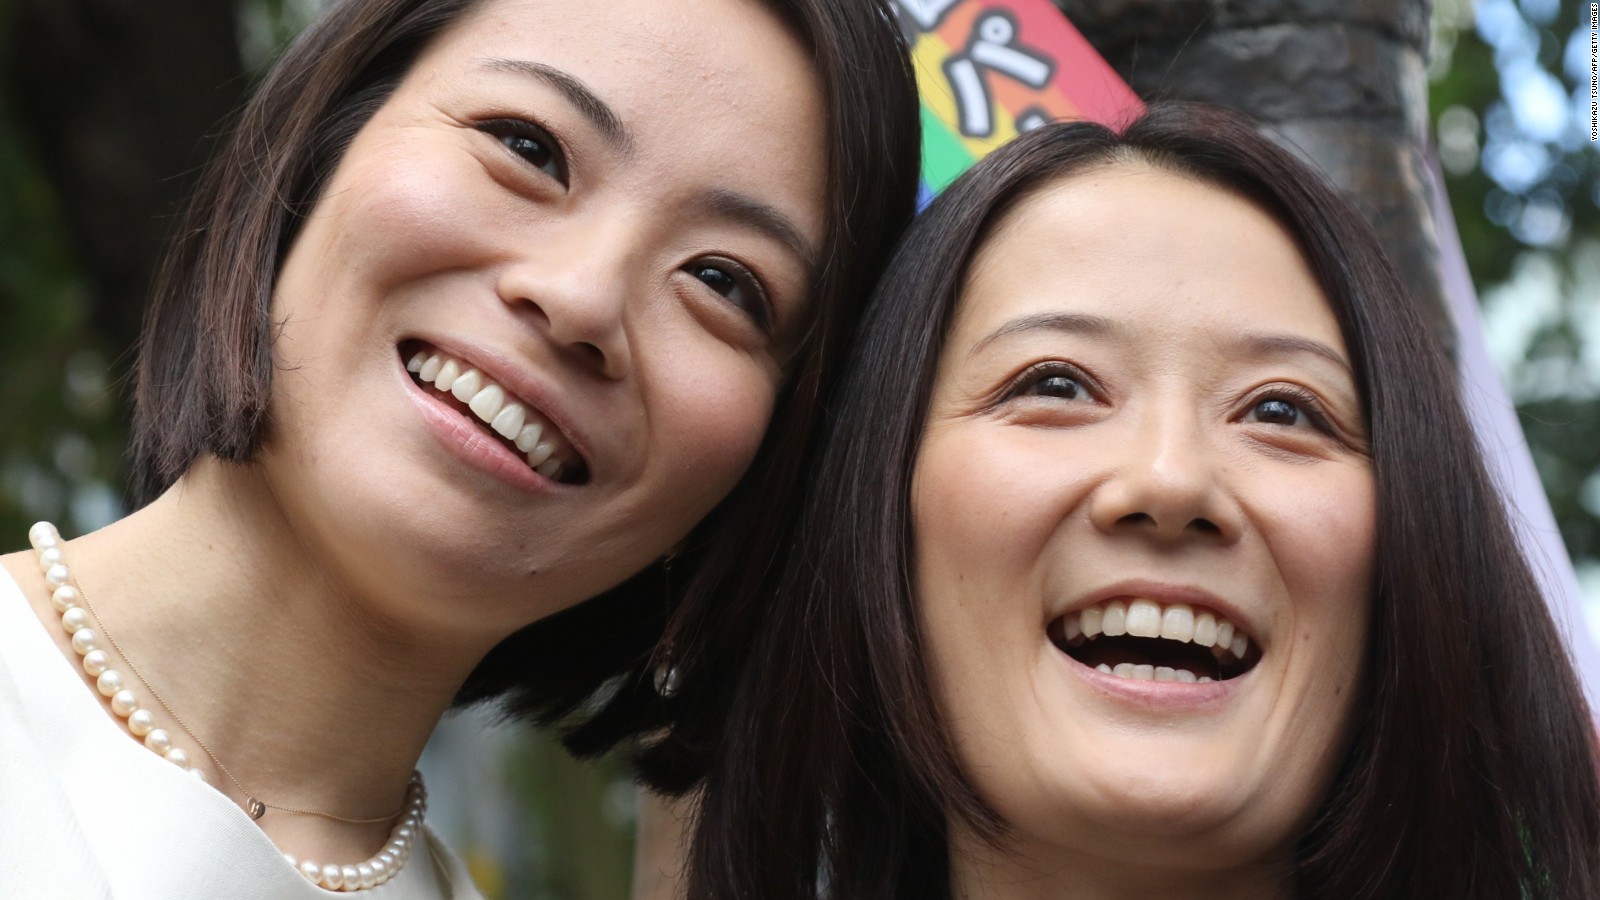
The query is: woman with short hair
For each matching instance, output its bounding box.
[0,0,920,896]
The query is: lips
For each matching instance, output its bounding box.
[400,340,590,485]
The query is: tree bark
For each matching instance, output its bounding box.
[1055,0,1453,353]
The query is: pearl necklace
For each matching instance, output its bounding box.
[26,521,427,892]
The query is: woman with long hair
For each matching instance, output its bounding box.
[0,0,919,895]
[671,103,1600,898]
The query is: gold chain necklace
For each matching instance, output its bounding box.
[69,573,398,824]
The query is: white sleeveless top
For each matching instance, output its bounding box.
[0,567,484,899]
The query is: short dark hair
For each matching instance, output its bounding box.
[130,0,921,742]
[678,102,1600,898]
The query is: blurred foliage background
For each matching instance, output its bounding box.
[1429,0,1600,597]
[1,0,1597,897]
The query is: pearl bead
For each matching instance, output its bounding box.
[395,824,414,842]
[51,585,79,612]
[389,836,409,857]
[144,728,171,754]
[127,709,154,736]
[82,649,109,677]
[44,564,70,590]
[298,859,321,882]
[341,865,360,889]
[188,766,207,782]
[357,862,375,889]
[61,607,89,633]
[111,690,138,717]
[370,857,389,881]
[70,627,97,655]
[28,522,58,550]
[95,669,124,697]
[164,747,189,767]
[38,547,63,572]
[321,863,343,889]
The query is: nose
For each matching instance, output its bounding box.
[495,228,634,381]
[1087,404,1242,545]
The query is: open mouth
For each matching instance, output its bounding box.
[400,340,590,486]
[1048,599,1261,683]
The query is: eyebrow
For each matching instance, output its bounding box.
[692,189,820,276]
[968,311,1117,358]
[478,58,634,154]
[1233,333,1352,375]
[969,314,1354,376]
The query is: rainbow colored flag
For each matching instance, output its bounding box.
[894,0,1145,205]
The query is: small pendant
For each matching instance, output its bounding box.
[247,798,266,820]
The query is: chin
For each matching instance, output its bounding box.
[984,739,1311,867]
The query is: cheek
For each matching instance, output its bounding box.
[645,346,777,504]
[910,425,1066,736]
[1251,463,1376,769]
[913,424,1072,584]
[286,136,501,305]
[1268,466,1376,637]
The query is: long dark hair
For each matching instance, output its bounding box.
[679,102,1600,898]
[128,0,920,744]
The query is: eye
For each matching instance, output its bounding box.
[685,257,773,332]
[1242,387,1332,433]
[1005,362,1098,403]
[1034,373,1086,400]
[479,117,568,184]
[1249,397,1303,426]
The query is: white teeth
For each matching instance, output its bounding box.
[450,368,484,402]
[1063,615,1082,642]
[490,403,526,440]
[433,359,462,392]
[467,384,504,423]
[526,442,555,467]
[408,349,578,478]
[1058,596,1256,682]
[1080,606,1103,638]
[515,423,543,453]
[1125,599,1161,638]
[1161,604,1195,642]
[1131,664,1154,681]
[1198,676,1213,683]
[1101,601,1128,637]
[1096,663,1112,673]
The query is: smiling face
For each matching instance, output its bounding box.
[260,0,826,635]
[911,165,1376,886]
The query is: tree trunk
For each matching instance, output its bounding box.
[1055,0,1453,353]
